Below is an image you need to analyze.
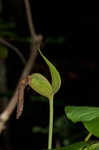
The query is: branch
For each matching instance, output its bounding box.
[24,0,42,48]
[0,38,26,64]
[24,0,36,41]
[0,44,40,133]
[0,0,42,133]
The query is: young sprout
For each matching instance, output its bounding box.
[17,49,61,149]
[28,49,61,149]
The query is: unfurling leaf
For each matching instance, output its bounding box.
[38,49,61,94]
[28,73,53,100]
[28,49,61,99]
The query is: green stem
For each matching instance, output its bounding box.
[84,132,92,142]
[48,96,54,149]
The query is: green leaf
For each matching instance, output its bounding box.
[84,118,99,137]
[65,106,99,123]
[65,106,99,138]
[28,73,53,100]
[83,143,99,150]
[43,142,86,150]
[38,49,61,94]
[0,45,8,58]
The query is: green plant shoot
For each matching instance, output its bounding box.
[38,49,61,94]
[28,49,61,149]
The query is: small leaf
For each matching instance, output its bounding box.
[38,49,61,94]
[28,73,53,100]
[43,141,86,150]
[65,106,99,123]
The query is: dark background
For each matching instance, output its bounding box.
[0,1,99,150]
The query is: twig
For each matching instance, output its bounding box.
[0,0,42,133]
[0,45,39,133]
[24,0,36,41]
[24,0,42,48]
[0,38,26,64]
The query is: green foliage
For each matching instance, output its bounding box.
[65,106,99,138]
[65,106,99,123]
[2,18,99,150]
[83,143,99,150]
[84,118,99,137]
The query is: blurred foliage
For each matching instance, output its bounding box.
[45,36,65,45]
[0,20,15,29]
[44,142,87,150]
[32,115,85,146]
[0,44,8,58]
[0,19,65,45]
[44,142,99,150]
